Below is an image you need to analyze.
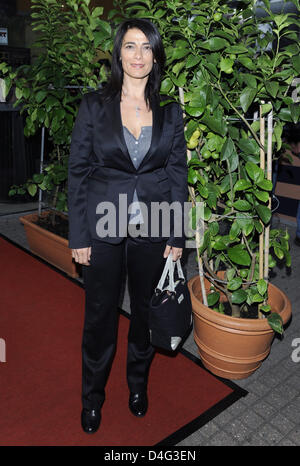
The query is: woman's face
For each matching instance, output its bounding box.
[120,28,154,81]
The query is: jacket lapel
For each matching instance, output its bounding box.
[139,94,164,170]
[111,92,164,171]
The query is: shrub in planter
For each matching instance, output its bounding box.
[4,0,112,223]
[1,0,113,274]
[114,0,298,377]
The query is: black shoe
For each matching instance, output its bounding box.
[81,408,101,434]
[295,236,300,247]
[129,392,148,417]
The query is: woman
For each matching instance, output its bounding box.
[68,18,188,434]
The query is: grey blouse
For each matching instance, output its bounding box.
[122,125,152,224]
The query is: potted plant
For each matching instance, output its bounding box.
[114,0,298,378]
[2,0,112,277]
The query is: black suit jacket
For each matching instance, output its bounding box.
[67,91,188,249]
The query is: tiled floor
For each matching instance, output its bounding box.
[0,206,299,446]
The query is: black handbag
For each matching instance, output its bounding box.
[149,252,193,351]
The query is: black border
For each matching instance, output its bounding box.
[0,231,248,446]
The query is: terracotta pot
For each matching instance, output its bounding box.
[188,273,292,380]
[20,211,79,278]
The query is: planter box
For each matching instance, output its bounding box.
[188,274,292,380]
[20,211,79,278]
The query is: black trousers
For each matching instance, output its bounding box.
[81,234,167,410]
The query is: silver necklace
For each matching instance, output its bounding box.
[136,106,141,118]
[122,89,142,119]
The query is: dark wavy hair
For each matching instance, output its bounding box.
[100,18,166,108]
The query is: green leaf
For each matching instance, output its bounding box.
[238,139,260,157]
[203,207,212,221]
[292,55,300,73]
[15,87,23,100]
[27,184,37,197]
[160,78,173,93]
[207,291,220,307]
[243,222,254,236]
[232,289,248,304]
[260,304,271,313]
[261,103,273,115]
[206,183,219,209]
[208,221,219,236]
[220,174,231,194]
[201,37,230,51]
[256,179,273,191]
[3,77,11,98]
[225,45,249,54]
[285,250,291,267]
[186,54,201,68]
[96,19,111,35]
[220,57,234,73]
[198,185,209,198]
[125,0,151,6]
[255,204,271,225]
[172,61,185,76]
[240,87,257,113]
[201,113,227,137]
[233,200,252,211]
[45,96,59,112]
[226,268,235,281]
[172,47,189,60]
[267,313,283,335]
[204,62,219,78]
[234,179,252,192]
[227,151,239,173]
[245,162,264,184]
[188,90,206,109]
[199,230,210,255]
[238,56,256,70]
[185,106,205,117]
[257,279,268,296]
[228,245,251,266]
[266,81,279,99]
[213,239,227,251]
[291,104,300,124]
[172,72,186,87]
[278,107,292,123]
[188,168,198,184]
[254,220,263,233]
[254,189,269,203]
[35,90,47,103]
[229,221,241,240]
[32,173,44,183]
[220,137,234,161]
[91,6,104,17]
[251,293,264,303]
[227,277,243,291]
[242,73,257,89]
[274,246,284,260]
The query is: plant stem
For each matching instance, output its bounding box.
[215,82,265,151]
[178,86,208,306]
[241,232,256,290]
[203,253,234,312]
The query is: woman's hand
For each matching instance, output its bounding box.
[72,247,91,266]
[163,245,183,261]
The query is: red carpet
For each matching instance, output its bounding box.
[0,236,241,446]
